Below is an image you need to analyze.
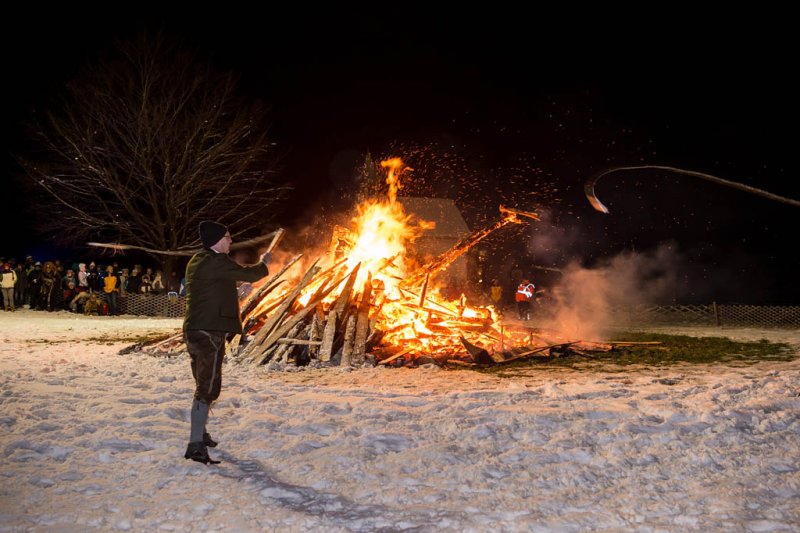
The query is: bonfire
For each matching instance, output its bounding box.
[141,158,617,367]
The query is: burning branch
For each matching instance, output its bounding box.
[402,205,539,288]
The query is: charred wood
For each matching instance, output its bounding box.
[319,309,338,362]
[340,314,357,367]
[241,259,321,361]
[353,276,372,365]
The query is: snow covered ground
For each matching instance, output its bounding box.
[1,309,798,532]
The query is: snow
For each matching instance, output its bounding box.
[1,309,799,532]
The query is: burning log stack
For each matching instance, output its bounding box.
[123,204,620,366]
[221,205,614,369]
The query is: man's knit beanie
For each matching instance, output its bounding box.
[199,221,228,248]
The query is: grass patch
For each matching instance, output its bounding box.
[473,332,795,376]
[603,332,794,365]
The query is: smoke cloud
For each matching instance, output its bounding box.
[540,243,683,339]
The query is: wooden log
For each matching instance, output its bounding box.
[365,328,384,352]
[240,253,304,319]
[368,294,385,331]
[400,302,459,318]
[279,322,304,364]
[296,257,347,312]
[228,333,242,357]
[446,359,475,367]
[265,228,286,253]
[382,322,413,336]
[331,263,361,353]
[88,229,282,257]
[418,272,429,307]
[308,311,323,359]
[605,341,663,346]
[331,263,361,318]
[340,314,357,367]
[276,339,322,345]
[319,309,338,361]
[496,342,577,363]
[270,342,290,365]
[241,259,320,360]
[146,331,183,351]
[570,348,598,359]
[353,275,373,365]
[253,312,304,363]
[294,323,315,366]
[401,214,524,288]
[258,344,279,365]
[253,272,350,365]
[377,348,412,365]
[242,296,285,336]
[397,288,459,317]
[459,336,496,365]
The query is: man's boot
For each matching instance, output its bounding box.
[203,432,218,448]
[184,442,220,464]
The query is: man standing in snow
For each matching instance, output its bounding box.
[183,221,272,464]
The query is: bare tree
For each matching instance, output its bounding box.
[17,32,289,270]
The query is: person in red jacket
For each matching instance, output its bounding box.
[183,220,272,464]
[515,278,535,321]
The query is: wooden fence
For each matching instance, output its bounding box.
[119,293,186,318]
[120,294,800,328]
[605,304,800,328]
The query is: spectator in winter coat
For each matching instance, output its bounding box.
[1,263,17,311]
[14,263,27,308]
[86,262,100,293]
[140,268,153,293]
[77,263,89,293]
[151,270,165,294]
[103,265,119,315]
[38,261,58,311]
[63,281,78,310]
[118,268,129,293]
[127,266,142,294]
[62,269,77,291]
[27,262,43,309]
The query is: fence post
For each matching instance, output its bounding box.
[712,301,720,326]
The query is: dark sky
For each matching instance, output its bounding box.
[3,9,798,304]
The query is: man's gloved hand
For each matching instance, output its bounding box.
[260,252,272,265]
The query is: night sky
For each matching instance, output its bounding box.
[3,9,798,304]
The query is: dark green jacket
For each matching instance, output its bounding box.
[183,249,268,334]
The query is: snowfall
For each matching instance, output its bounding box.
[1,310,798,532]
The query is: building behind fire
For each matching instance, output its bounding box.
[397,196,470,295]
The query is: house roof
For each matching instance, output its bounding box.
[398,197,470,239]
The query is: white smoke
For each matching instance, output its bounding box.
[541,242,682,339]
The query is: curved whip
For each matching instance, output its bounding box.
[585,165,800,214]
[88,229,282,256]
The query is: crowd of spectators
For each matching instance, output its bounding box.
[0,254,184,315]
